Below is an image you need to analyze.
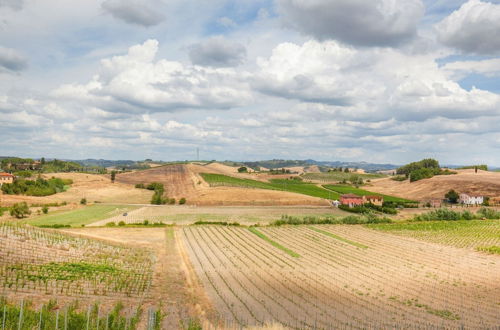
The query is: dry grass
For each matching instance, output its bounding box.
[367,169,500,201]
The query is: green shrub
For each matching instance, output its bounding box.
[118,221,126,226]
[80,198,87,205]
[9,202,31,218]
[179,197,186,205]
[106,222,116,227]
[135,183,145,189]
[42,206,49,214]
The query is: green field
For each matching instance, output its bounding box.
[367,220,500,250]
[27,204,139,227]
[200,173,340,199]
[302,172,385,182]
[323,184,414,203]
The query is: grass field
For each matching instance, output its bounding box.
[323,184,414,203]
[27,204,139,227]
[367,220,500,250]
[201,173,340,200]
[302,172,385,182]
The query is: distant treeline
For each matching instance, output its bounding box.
[396,158,456,182]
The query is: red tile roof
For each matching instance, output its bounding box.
[0,172,14,177]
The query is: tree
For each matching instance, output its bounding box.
[41,157,45,165]
[238,166,247,173]
[445,190,459,203]
[111,170,117,183]
[42,206,49,214]
[9,202,31,219]
[344,167,349,173]
[80,198,87,205]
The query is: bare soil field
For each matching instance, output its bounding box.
[367,169,500,201]
[116,164,328,206]
[0,172,151,206]
[89,205,343,226]
[182,225,500,328]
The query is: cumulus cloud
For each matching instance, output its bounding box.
[0,46,27,72]
[436,0,500,54]
[102,0,165,27]
[277,0,424,47]
[52,39,252,113]
[254,40,500,121]
[189,36,247,67]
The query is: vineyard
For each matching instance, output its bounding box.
[0,223,154,298]
[323,185,414,203]
[200,173,340,200]
[181,224,500,328]
[367,219,500,251]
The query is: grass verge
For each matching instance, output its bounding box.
[308,226,368,249]
[248,227,300,257]
[476,246,500,255]
[27,205,139,227]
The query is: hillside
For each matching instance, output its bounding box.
[367,169,500,201]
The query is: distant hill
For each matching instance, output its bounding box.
[241,159,398,172]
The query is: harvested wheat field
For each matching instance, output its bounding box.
[0,172,152,206]
[181,225,500,329]
[367,169,500,201]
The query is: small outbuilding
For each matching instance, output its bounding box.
[0,172,14,186]
[363,195,383,206]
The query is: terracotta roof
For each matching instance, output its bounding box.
[341,194,362,198]
[0,172,14,177]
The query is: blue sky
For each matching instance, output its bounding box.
[1,0,500,165]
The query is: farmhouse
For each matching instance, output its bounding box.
[459,193,484,205]
[0,172,14,186]
[363,195,383,206]
[340,194,364,207]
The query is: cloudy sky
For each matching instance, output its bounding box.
[1,0,500,165]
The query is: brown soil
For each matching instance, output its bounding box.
[366,169,500,201]
[182,225,500,328]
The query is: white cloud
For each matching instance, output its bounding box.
[254,40,500,121]
[188,36,247,67]
[52,39,252,113]
[436,0,500,54]
[442,58,500,78]
[277,0,424,47]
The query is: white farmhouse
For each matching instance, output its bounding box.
[459,193,484,205]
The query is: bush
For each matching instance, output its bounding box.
[42,206,48,214]
[118,221,126,226]
[272,214,392,226]
[106,222,116,227]
[411,208,500,221]
[135,183,145,189]
[80,198,87,205]
[391,175,407,181]
[1,177,72,196]
[9,202,31,219]
[237,166,247,173]
[168,198,176,205]
[179,197,186,205]
[146,182,164,191]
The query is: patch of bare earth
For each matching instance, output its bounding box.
[366,169,500,201]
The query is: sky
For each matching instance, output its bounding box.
[1,0,500,165]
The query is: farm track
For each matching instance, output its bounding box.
[181,225,500,328]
